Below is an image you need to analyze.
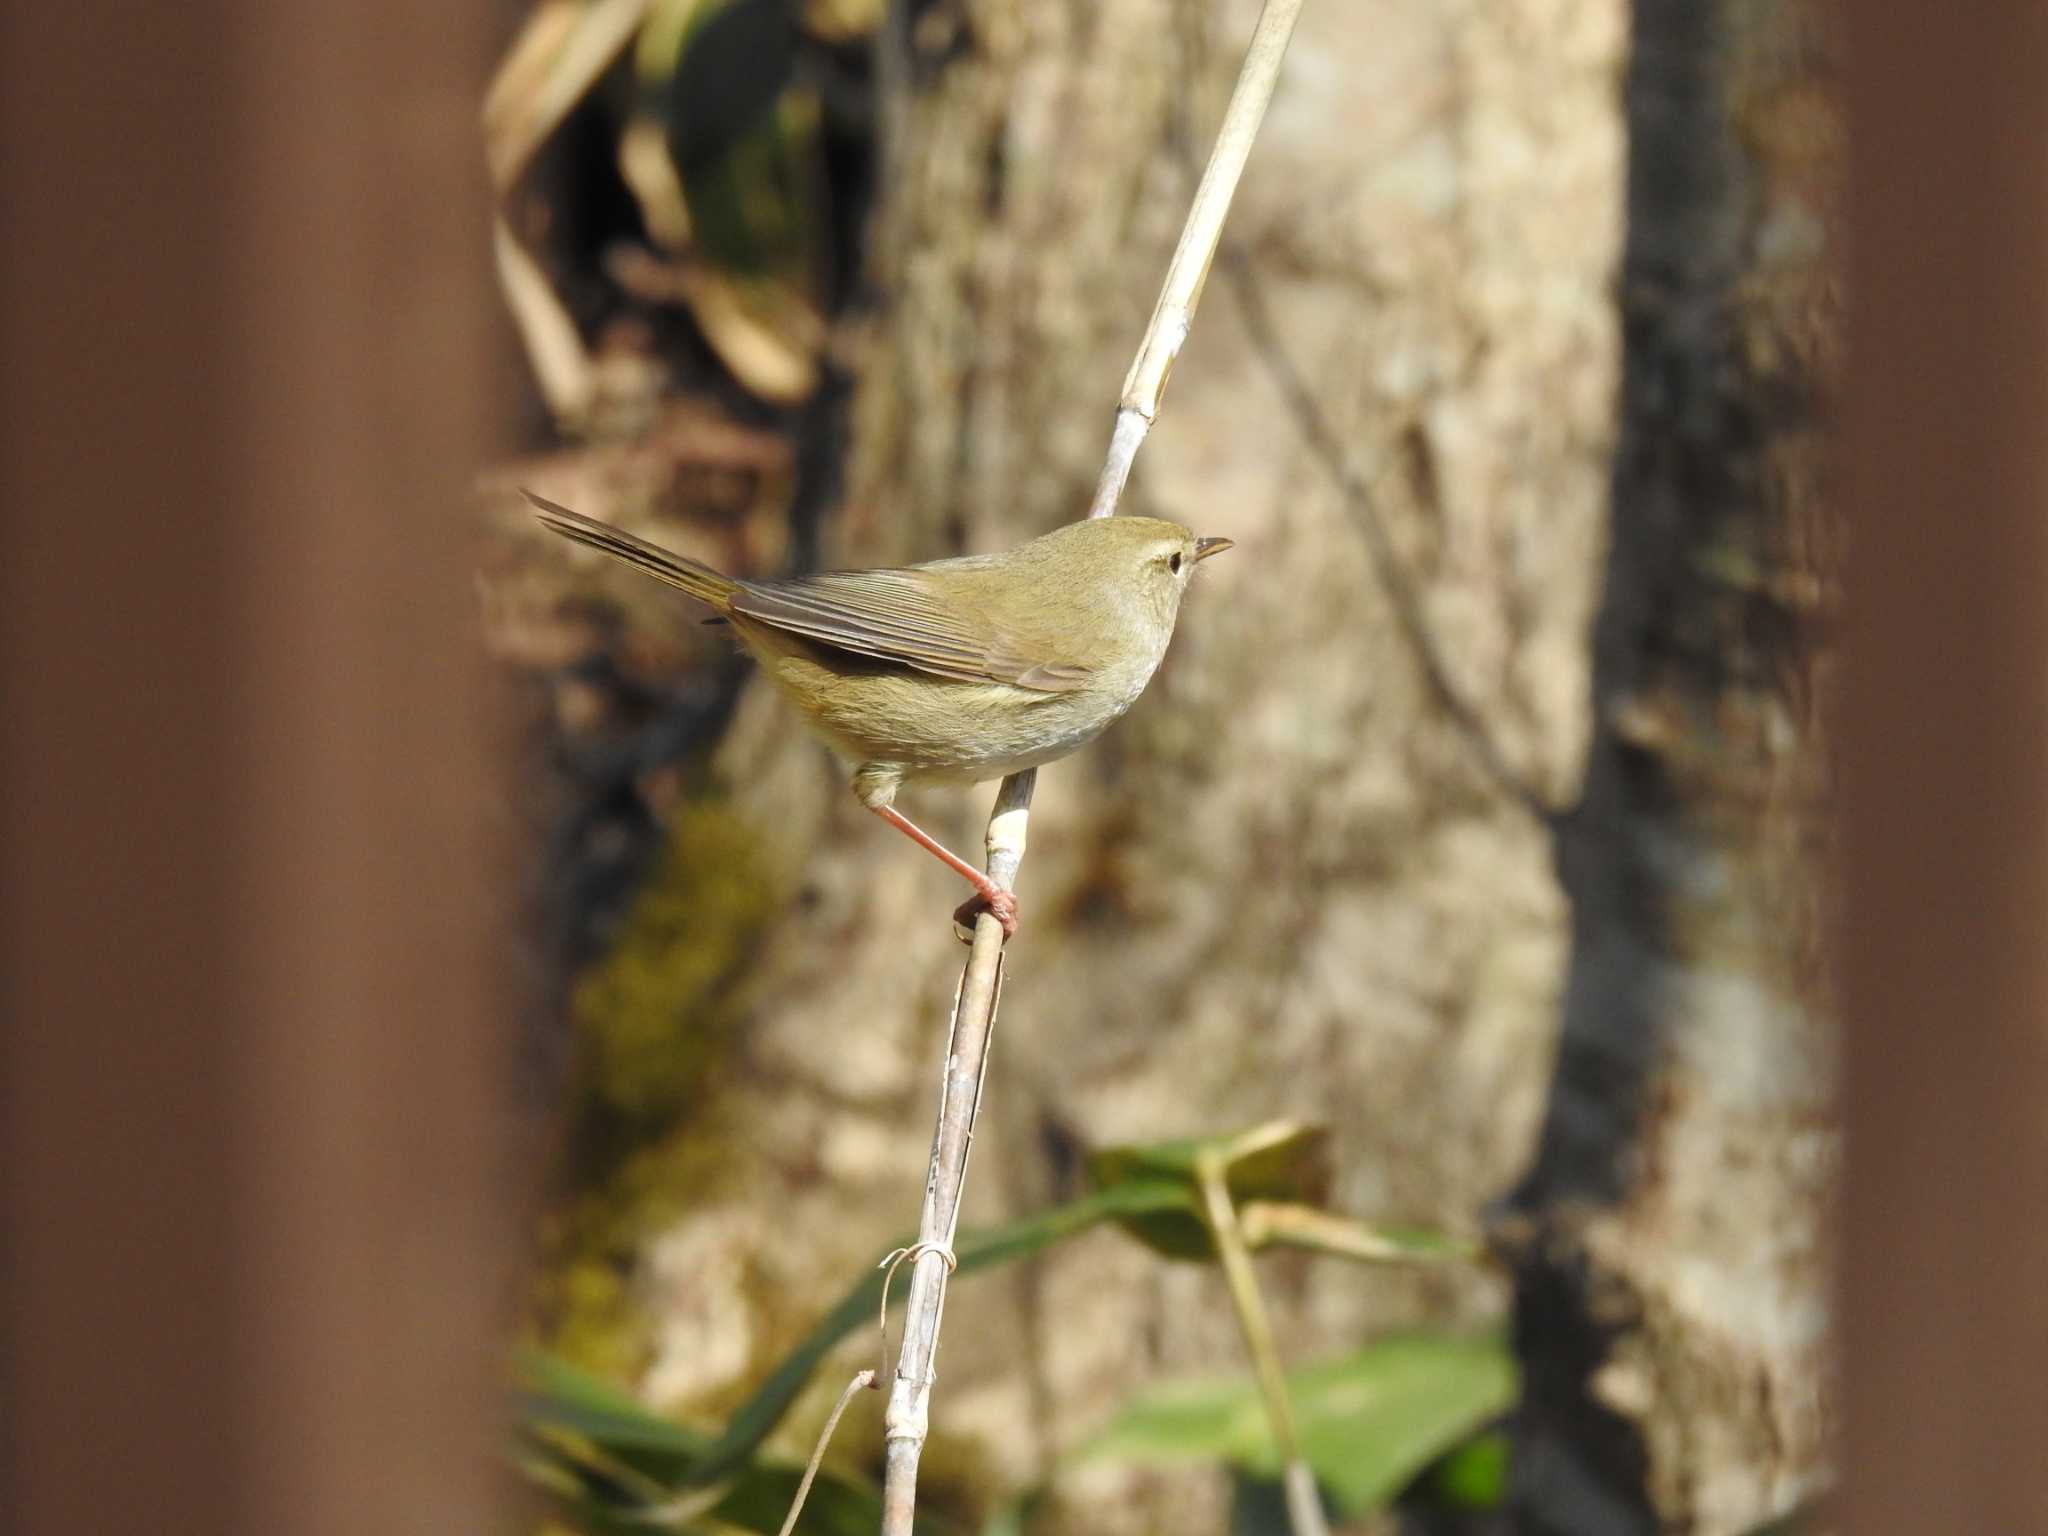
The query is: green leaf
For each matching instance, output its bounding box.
[1086,1122,1332,1259]
[522,1350,712,1464]
[1425,1428,1510,1509]
[1079,1331,1517,1517]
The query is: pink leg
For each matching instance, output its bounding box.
[868,804,1018,939]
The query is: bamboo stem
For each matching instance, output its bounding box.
[1086,0,1306,520]
[879,772,1029,1533]
[878,5,1305,1528]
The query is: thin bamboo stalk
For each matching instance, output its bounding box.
[877,6,1306,1529]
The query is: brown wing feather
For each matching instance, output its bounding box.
[730,569,1091,693]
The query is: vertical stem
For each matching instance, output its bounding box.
[879,771,1032,1533]
[1086,0,1307,519]
[1197,1155,1330,1536]
[878,4,1307,1527]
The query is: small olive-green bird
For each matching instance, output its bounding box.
[527,492,1232,937]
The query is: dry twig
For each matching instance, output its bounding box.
[772,1370,878,1536]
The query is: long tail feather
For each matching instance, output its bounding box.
[524,491,738,610]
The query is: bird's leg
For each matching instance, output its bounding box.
[867,804,1018,940]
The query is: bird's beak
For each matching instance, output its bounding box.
[1193,535,1235,563]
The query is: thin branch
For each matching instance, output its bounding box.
[877,6,1307,1531]
[1222,253,1562,824]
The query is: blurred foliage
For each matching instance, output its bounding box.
[687,1126,1475,1489]
[1087,1122,1333,1261]
[1077,1332,1514,1519]
[521,1350,961,1535]
[521,1126,1503,1532]
[689,1177,1197,1487]
[1088,1121,1480,1267]
[488,0,871,422]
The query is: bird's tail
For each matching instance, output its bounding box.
[525,490,739,609]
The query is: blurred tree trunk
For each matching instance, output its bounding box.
[1498,0,1839,1531]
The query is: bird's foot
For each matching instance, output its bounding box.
[952,885,1019,944]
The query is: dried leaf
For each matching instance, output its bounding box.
[494,216,597,426]
[484,0,655,191]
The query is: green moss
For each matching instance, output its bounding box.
[544,1249,639,1383]
[572,797,774,1132]
[534,795,778,1378]
[539,1130,751,1380]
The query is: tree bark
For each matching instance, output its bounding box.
[1499,0,1839,1530]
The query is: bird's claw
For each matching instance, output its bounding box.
[952,887,1019,944]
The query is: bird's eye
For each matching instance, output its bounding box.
[1169,551,1184,574]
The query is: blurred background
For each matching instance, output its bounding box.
[3,3,2043,1535]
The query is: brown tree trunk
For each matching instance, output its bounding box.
[1499,0,1839,1530]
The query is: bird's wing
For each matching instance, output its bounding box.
[730,569,1092,693]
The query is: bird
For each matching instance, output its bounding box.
[527,491,1232,938]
